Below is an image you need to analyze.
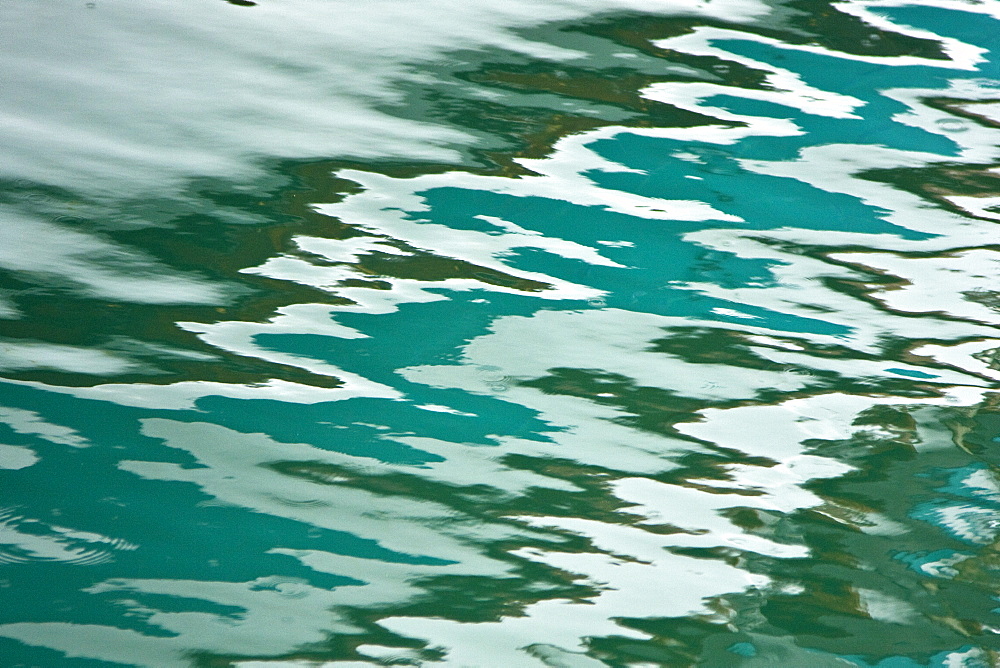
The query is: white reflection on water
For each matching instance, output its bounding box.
[0,415,541,665]
[5,0,1000,664]
[0,340,145,375]
[0,444,37,471]
[829,249,1000,324]
[0,406,88,448]
[0,578,362,668]
[7,376,398,411]
[323,129,743,225]
[0,0,771,198]
[381,543,768,667]
[130,418,523,569]
[0,212,225,306]
[0,296,20,321]
[2,302,400,409]
[407,308,805,401]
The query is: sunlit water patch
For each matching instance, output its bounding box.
[3,0,1000,665]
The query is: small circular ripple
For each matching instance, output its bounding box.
[270,496,331,509]
[0,542,116,567]
[104,537,139,552]
[0,550,32,565]
[0,507,123,566]
[936,117,969,133]
[56,549,116,566]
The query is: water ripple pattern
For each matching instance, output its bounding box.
[2,0,1000,666]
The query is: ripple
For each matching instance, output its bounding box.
[0,508,134,567]
[4,0,1000,665]
[269,496,332,510]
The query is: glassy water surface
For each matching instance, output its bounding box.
[3,0,1000,665]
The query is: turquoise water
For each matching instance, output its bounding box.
[3,0,1000,665]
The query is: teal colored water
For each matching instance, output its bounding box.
[3,0,1000,665]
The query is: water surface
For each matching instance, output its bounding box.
[3,0,1000,665]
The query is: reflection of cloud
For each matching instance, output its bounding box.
[7,377,396,411]
[0,574,362,668]
[911,465,1000,545]
[830,248,1000,326]
[0,295,19,320]
[0,444,37,470]
[612,476,813,557]
[4,2,1000,666]
[0,0,771,197]
[406,308,806,402]
[0,339,143,375]
[380,515,769,666]
[129,418,516,569]
[0,212,224,305]
[913,501,1000,545]
[0,406,88,447]
[0,415,531,664]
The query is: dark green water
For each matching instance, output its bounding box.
[3,0,1000,665]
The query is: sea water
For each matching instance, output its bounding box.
[2,0,1000,665]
